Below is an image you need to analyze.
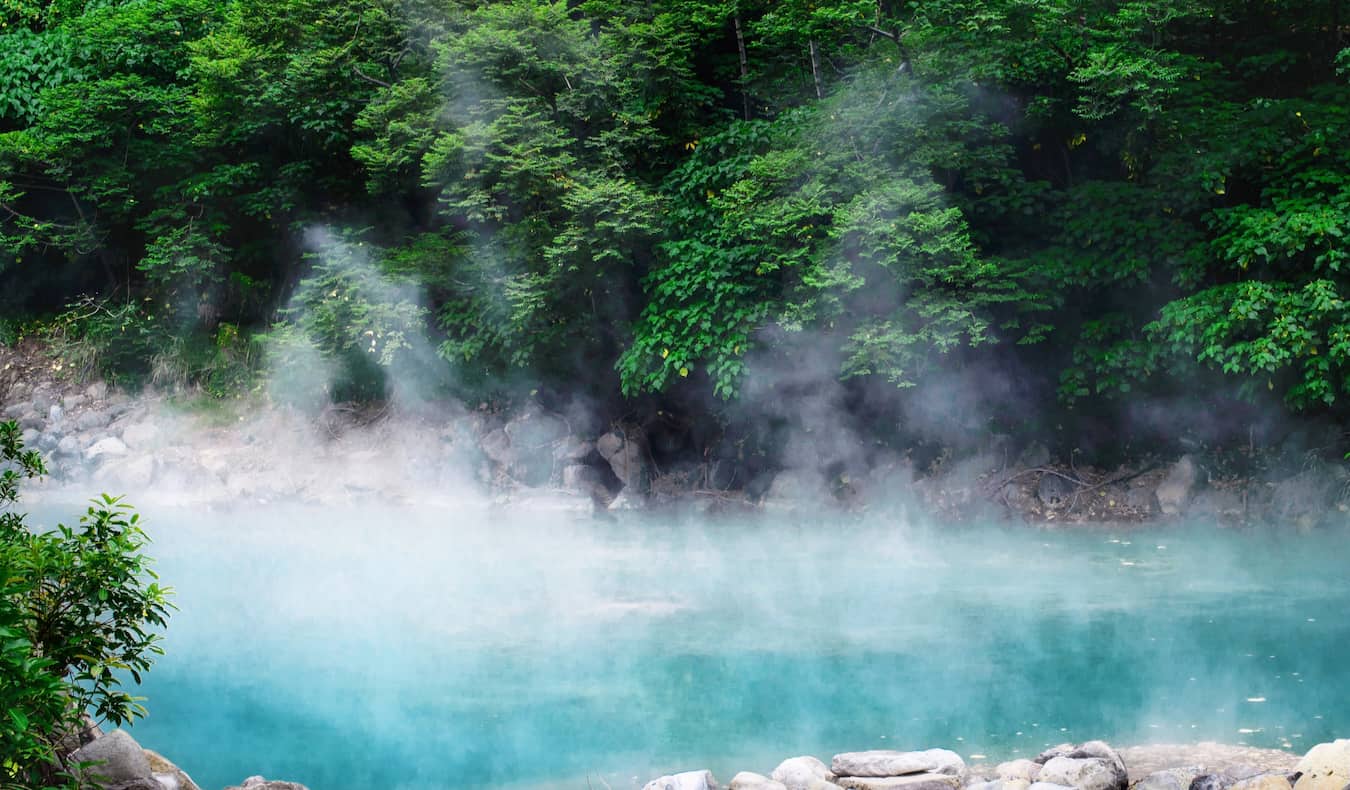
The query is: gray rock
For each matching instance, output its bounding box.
[597,428,649,492]
[504,410,568,450]
[835,776,959,790]
[63,393,87,409]
[1038,757,1126,790]
[78,410,112,431]
[96,454,157,490]
[57,435,80,456]
[998,761,1042,783]
[1018,441,1051,469]
[48,404,64,423]
[1155,454,1197,515]
[1229,776,1290,790]
[86,381,108,400]
[1026,784,1077,790]
[18,410,43,430]
[562,463,607,496]
[1136,770,1195,790]
[2,401,26,418]
[480,428,513,466]
[554,436,595,462]
[760,469,831,510]
[70,729,152,785]
[144,749,202,790]
[86,437,129,461]
[1037,472,1075,508]
[37,432,58,451]
[31,391,53,412]
[1191,776,1232,790]
[225,778,309,790]
[643,770,720,790]
[832,750,965,779]
[20,427,38,446]
[730,772,789,790]
[773,756,838,790]
[120,421,160,449]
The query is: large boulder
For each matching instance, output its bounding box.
[730,772,789,790]
[643,770,720,790]
[120,421,161,449]
[1136,769,1201,790]
[1294,741,1350,790]
[85,436,129,461]
[1230,776,1291,790]
[1037,757,1126,790]
[70,729,153,786]
[224,778,310,790]
[1155,455,1197,515]
[144,749,202,790]
[77,410,112,431]
[596,428,649,492]
[773,756,838,790]
[998,761,1042,783]
[832,750,965,778]
[833,775,959,790]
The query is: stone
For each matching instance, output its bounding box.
[2,402,26,418]
[86,436,129,461]
[70,729,153,785]
[999,761,1042,783]
[20,427,38,446]
[144,749,202,790]
[562,463,607,496]
[504,410,569,450]
[1294,741,1350,790]
[1191,776,1232,790]
[96,454,157,490]
[834,775,960,790]
[1155,454,1197,515]
[225,778,310,790]
[1230,776,1291,790]
[597,428,649,492]
[78,410,113,431]
[773,756,838,790]
[37,432,58,451]
[1038,756,1126,790]
[832,750,965,779]
[554,436,595,462]
[1136,771,1195,790]
[643,769,720,790]
[480,428,513,466]
[18,410,43,430]
[48,403,64,423]
[730,772,789,790]
[120,421,161,449]
[760,469,831,511]
[1026,784,1077,790]
[1037,472,1075,508]
[63,393,87,409]
[57,435,80,456]
[87,381,109,400]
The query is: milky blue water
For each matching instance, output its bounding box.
[34,503,1350,790]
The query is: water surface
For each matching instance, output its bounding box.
[34,503,1349,790]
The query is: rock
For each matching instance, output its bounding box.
[479,427,513,466]
[87,381,108,400]
[224,779,309,790]
[999,762,1042,783]
[597,428,649,492]
[70,729,153,785]
[1136,770,1196,790]
[643,769,720,790]
[1294,741,1350,790]
[1037,472,1075,508]
[96,454,157,490]
[48,404,64,423]
[834,775,960,790]
[1230,776,1291,790]
[832,750,965,779]
[1191,776,1232,790]
[1155,454,1197,515]
[773,756,838,790]
[1038,756,1126,790]
[106,779,161,790]
[1018,441,1051,468]
[1026,784,1077,790]
[120,421,160,449]
[760,469,831,511]
[63,393,87,409]
[86,436,129,461]
[78,410,112,431]
[37,432,58,451]
[18,410,43,430]
[2,401,26,418]
[20,427,38,446]
[144,749,202,790]
[504,410,569,449]
[730,772,789,790]
[562,463,607,496]
[1118,743,1298,781]
[57,435,80,456]
[554,436,595,462]
[607,490,643,511]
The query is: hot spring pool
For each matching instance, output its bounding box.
[33,503,1350,790]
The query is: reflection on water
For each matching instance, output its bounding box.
[32,503,1350,790]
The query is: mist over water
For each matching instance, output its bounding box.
[31,503,1350,790]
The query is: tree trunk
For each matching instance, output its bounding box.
[809,38,823,99]
[734,13,751,120]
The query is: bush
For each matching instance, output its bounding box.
[0,421,173,787]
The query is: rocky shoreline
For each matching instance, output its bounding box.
[5,338,1350,528]
[644,739,1349,790]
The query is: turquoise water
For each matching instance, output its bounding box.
[36,503,1350,790]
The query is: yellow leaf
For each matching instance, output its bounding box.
[660,348,669,359]
[679,367,689,377]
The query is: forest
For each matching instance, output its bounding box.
[1,0,1349,453]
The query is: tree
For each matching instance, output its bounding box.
[0,420,172,786]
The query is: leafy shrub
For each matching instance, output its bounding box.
[0,421,173,787]
[38,296,175,386]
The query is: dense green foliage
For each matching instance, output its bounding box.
[2,0,1349,431]
[0,421,172,786]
